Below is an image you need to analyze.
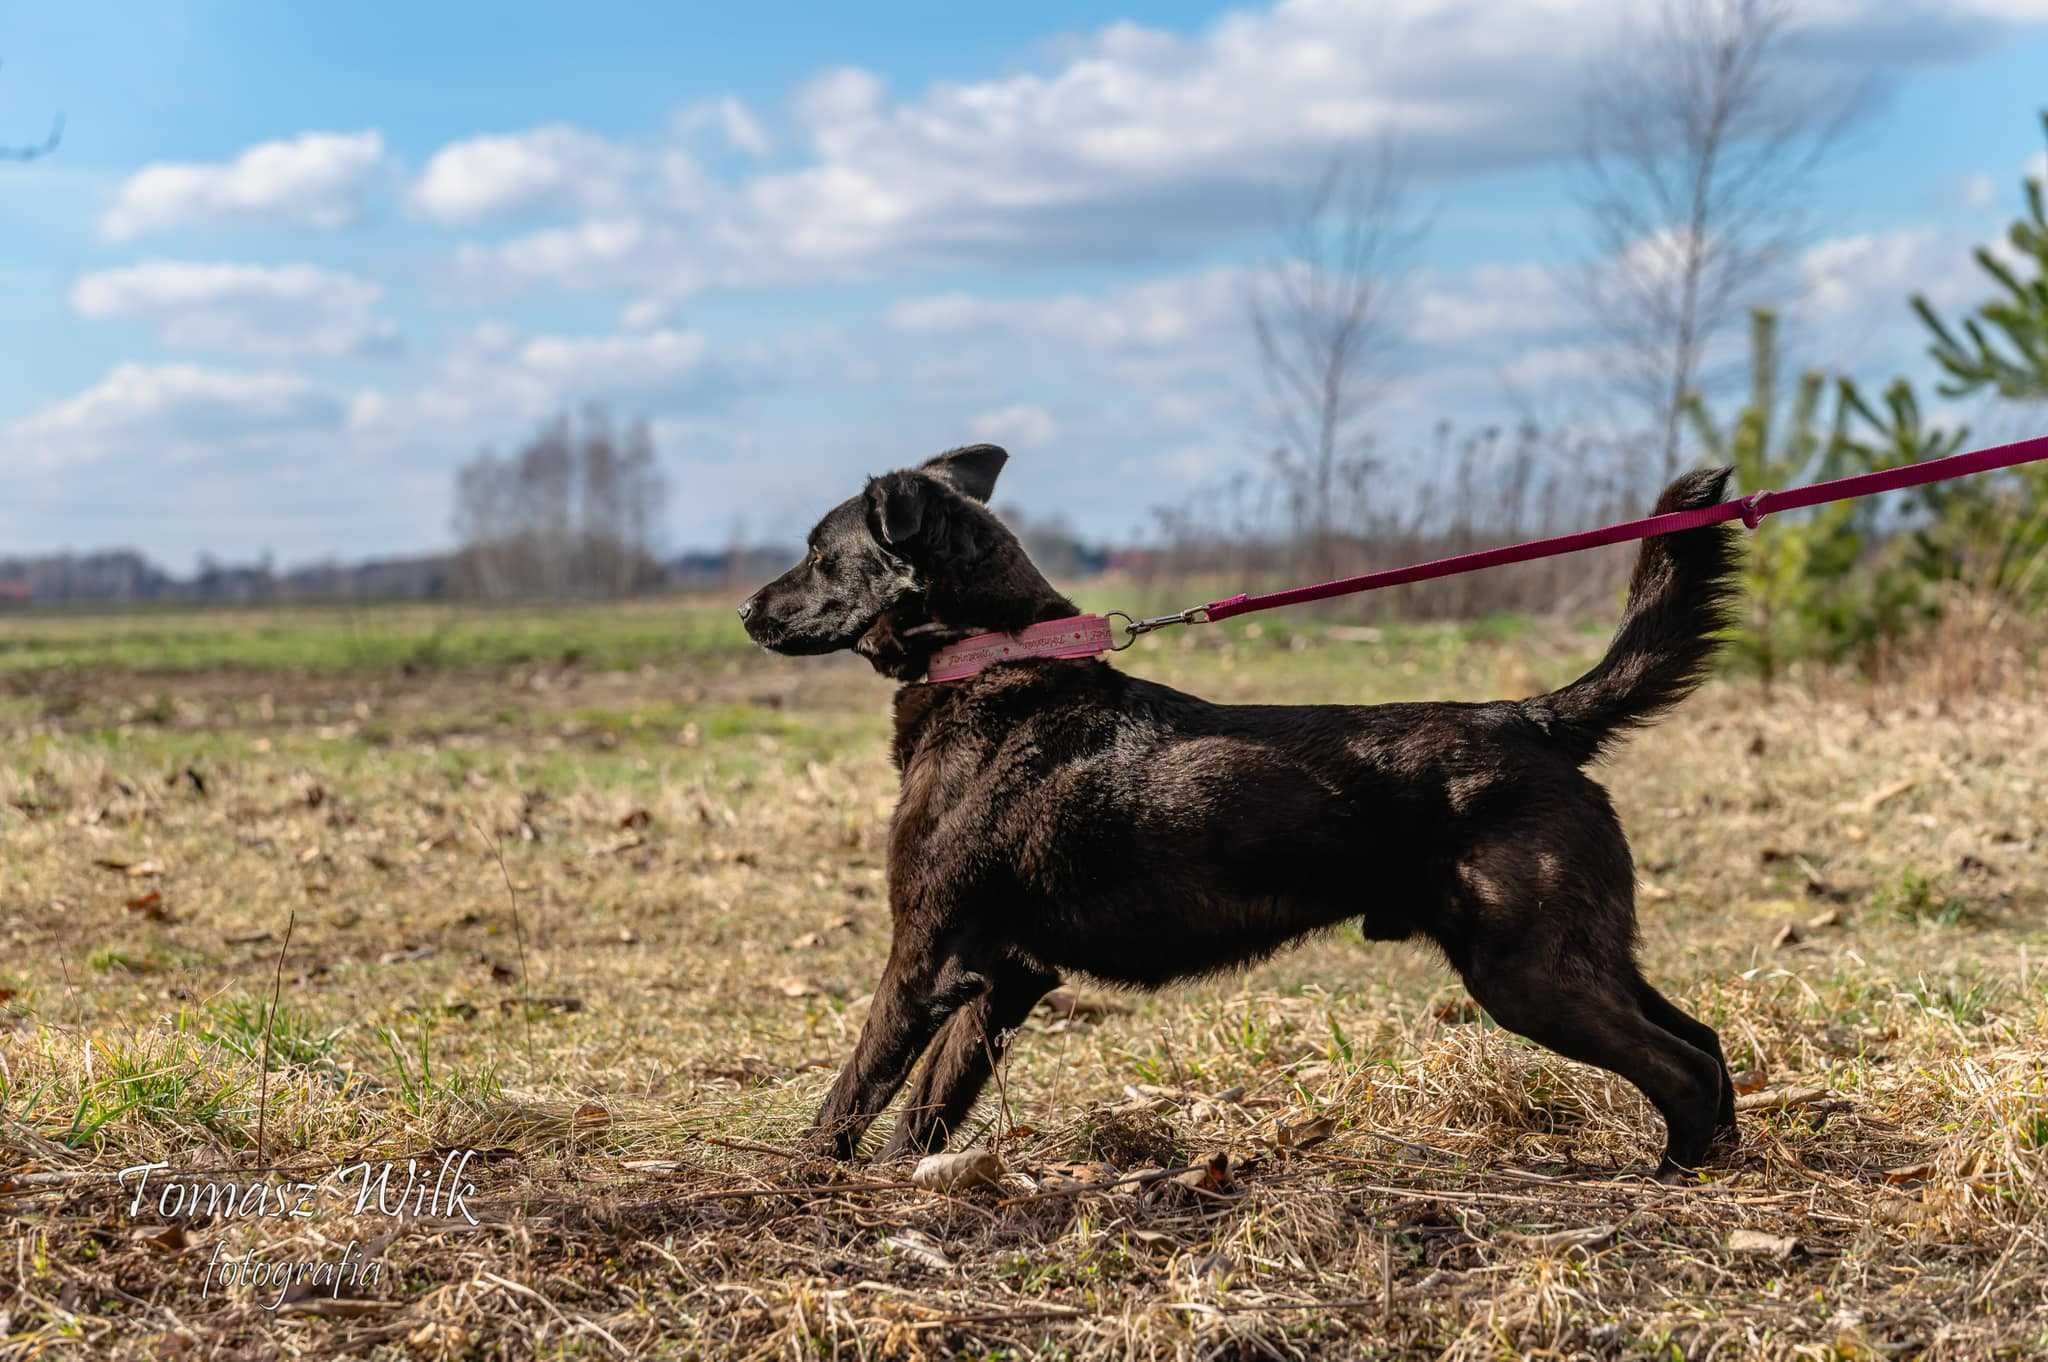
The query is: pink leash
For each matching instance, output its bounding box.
[923,432,2048,683]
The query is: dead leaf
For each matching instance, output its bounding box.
[1731,1068,1769,1095]
[883,1228,953,1271]
[774,976,819,998]
[1771,922,1802,950]
[911,1149,1003,1193]
[1154,1152,1237,1204]
[1276,1115,1335,1150]
[138,1223,191,1255]
[1883,1162,1934,1185]
[619,808,652,830]
[1726,1228,1800,1260]
[224,930,274,946]
[1036,1160,1119,1190]
[572,1102,610,1129]
[787,932,823,950]
[1805,906,1844,931]
[125,889,171,922]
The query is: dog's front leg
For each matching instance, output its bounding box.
[806,938,989,1159]
[878,960,1058,1161]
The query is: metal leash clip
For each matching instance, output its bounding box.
[1104,605,1212,651]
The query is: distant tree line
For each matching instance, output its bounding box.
[450,408,670,600]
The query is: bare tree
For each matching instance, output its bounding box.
[1574,0,1862,478]
[2,61,62,162]
[451,407,669,600]
[1247,144,1426,580]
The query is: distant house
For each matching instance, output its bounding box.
[0,579,31,602]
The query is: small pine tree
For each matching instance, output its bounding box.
[1683,309,1865,684]
[1902,112,2048,606]
[1912,112,2048,402]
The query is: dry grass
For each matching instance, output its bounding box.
[2,603,2046,1359]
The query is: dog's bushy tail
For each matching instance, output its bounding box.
[1523,467,1742,766]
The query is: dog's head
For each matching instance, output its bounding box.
[740,444,1059,678]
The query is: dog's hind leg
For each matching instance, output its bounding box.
[1633,977,1738,1144]
[1459,947,1724,1177]
[878,961,1058,1161]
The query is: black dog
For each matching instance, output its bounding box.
[741,444,1741,1175]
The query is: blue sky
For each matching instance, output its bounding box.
[3,0,2045,567]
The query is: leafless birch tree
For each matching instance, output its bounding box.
[451,407,669,599]
[1247,144,1426,579]
[1574,0,1863,478]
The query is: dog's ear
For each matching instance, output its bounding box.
[864,473,927,548]
[920,444,1008,504]
[865,471,990,563]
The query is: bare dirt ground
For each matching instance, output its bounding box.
[2,609,2045,1359]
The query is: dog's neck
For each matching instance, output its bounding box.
[856,553,1076,683]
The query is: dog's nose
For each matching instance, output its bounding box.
[736,596,756,623]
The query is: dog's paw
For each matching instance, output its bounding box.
[799,1122,863,1163]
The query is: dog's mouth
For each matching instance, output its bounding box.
[753,630,844,657]
[744,612,871,657]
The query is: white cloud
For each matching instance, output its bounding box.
[1412,264,1571,345]
[347,322,733,443]
[6,363,344,467]
[412,0,2038,299]
[969,403,1059,449]
[675,96,774,157]
[619,297,672,330]
[1963,172,1999,210]
[793,67,887,132]
[448,217,708,297]
[514,327,709,388]
[409,124,638,223]
[888,268,1244,352]
[1799,229,1946,316]
[100,131,386,240]
[1499,344,1607,389]
[69,261,394,357]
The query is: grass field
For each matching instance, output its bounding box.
[2,595,2045,1359]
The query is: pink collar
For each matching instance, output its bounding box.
[923,614,1114,683]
